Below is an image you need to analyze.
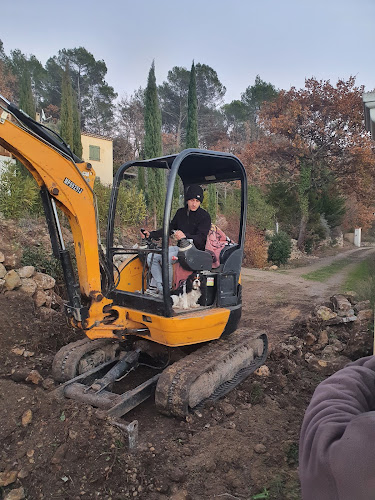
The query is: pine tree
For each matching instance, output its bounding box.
[60,64,74,150]
[19,68,35,118]
[185,61,198,149]
[144,61,165,226]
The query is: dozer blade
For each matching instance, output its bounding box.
[155,329,268,417]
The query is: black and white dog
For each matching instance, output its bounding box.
[170,272,202,310]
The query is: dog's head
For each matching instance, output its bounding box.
[188,272,201,291]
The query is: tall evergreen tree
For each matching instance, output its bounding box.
[19,68,35,118]
[186,61,198,149]
[60,64,74,150]
[72,90,82,157]
[144,61,164,225]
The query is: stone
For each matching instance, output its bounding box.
[255,365,271,377]
[220,402,236,416]
[0,251,4,262]
[4,487,25,500]
[254,443,267,454]
[318,330,329,345]
[305,333,317,346]
[51,443,68,464]
[0,470,18,486]
[19,278,37,296]
[0,263,6,278]
[168,468,185,483]
[11,347,25,356]
[269,265,278,270]
[21,409,33,427]
[354,300,371,313]
[38,306,58,321]
[0,278,5,291]
[331,295,352,314]
[33,289,47,307]
[3,253,20,269]
[42,378,55,390]
[4,270,22,291]
[33,272,55,290]
[17,469,29,479]
[315,306,337,321]
[26,370,43,385]
[45,289,64,309]
[357,309,373,322]
[17,266,35,278]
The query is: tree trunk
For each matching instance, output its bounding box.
[297,215,308,251]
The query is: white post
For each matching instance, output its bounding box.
[354,228,361,247]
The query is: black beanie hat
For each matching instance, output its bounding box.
[185,184,203,202]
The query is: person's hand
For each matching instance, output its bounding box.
[141,229,150,239]
[174,230,186,240]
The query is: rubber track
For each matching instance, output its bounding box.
[155,329,268,417]
[52,338,114,382]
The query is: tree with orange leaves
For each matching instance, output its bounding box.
[241,77,375,249]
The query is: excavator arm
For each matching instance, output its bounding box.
[0,98,112,327]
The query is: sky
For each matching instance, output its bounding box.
[1,0,374,104]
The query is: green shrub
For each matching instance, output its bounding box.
[267,231,291,266]
[21,246,63,282]
[0,161,42,218]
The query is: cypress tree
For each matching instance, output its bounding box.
[19,68,35,118]
[72,90,82,158]
[144,61,165,226]
[185,61,198,149]
[60,64,74,150]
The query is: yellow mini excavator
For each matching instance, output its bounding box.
[0,95,267,418]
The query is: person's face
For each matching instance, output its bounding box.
[187,198,201,211]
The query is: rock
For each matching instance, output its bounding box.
[42,378,55,390]
[354,300,371,313]
[321,345,340,358]
[26,369,43,385]
[21,409,33,427]
[19,278,37,295]
[220,402,236,416]
[269,265,278,270]
[331,295,352,315]
[357,309,373,322]
[169,489,189,500]
[318,330,329,345]
[45,289,64,309]
[17,469,29,479]
[4,270,22,291]
[17,266,35,278]
[0,262,6,278]
[69,429,78,440]
[10,368,29,382]
[0,278,5,291]
[33,272,55,290]
[0,251,4,262]
[0,470,18,486]
[11,347,25,356]
[4,487,25,500]
[330,339,344,352]
[3,253,21,269]
[23,350,35,358]
[254,443,267,454]
[51,443,68,464]
[315,306,337,321]
[33,289,47,307]
[38,306,58,321]
[255,365,270,377]
[168,468,185,483]
[305,333,317,346]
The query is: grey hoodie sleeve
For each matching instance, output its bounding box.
[299,356,375,500]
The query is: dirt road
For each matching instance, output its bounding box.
[0,245,373,500]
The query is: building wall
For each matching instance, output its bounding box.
[81,133,113,185]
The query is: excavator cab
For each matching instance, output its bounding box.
[0,95,267,418]
[106,150,246,324]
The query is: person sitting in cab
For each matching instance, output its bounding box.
[141,185,211,295]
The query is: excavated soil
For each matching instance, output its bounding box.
[0,244,374,500]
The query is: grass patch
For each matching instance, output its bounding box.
[342,255,375,306]
[302,258,351,282]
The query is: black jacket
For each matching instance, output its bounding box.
[150,206,211,250]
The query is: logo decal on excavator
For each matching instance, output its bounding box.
[63,177,83,194]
